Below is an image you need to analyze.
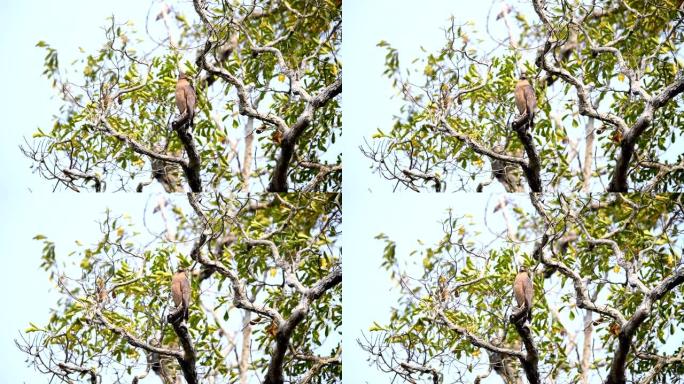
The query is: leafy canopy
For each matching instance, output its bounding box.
[20,193,341,384]
[366,1,684,193]
[363,194,684,384]
[25,0,341,193]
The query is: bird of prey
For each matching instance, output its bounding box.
[175,71,196,129]
[514,72,537,129]
[513,267,534,323]
[171,268,190,321]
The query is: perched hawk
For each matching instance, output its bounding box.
[514,72,536,129]
[175,71,196,129]
[513,267,534,323]
[171,268,190,321]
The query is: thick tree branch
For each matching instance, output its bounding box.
[532,0,684,192]
[512,115,542,192]
[56,362,99,384]
[93,308,183,360]
[169,321,198,384]
[608,72,684,191]
[186,193,341,384]
[297,350,341,384]
[98,117,186,166]
[193,1,341,192]
[638,155,684,192]
[605,266,684,384]
[268,77,342,192]
[531,194,684,384]
[62,168,103,192]
[170,118,202,192]
[539,238,628,323]
[511,320,540,384]
[636,348,684,384]
[263,268,341,384]
[440,112,542,191]
[300,161,342,192]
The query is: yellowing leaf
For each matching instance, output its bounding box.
[424,65,435,77]
[665,255,674,267]
[369,321,385,332]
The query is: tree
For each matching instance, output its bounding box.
[364,1,684,193]
[23,0,341,193]
[361,193,684,384]
[18,193,341,384]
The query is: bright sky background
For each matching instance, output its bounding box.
[343,0,535,196]
[0,0,509,382]
[342,1,684,382]
[2,0,683,383]
[0,1,166,382]
[344,191,684,384]
[343,192,523,383]
[344,0,684,194]
[0,0,148,196]
[343,6,515,380]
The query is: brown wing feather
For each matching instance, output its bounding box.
[185,83,196,113]
[513,272,526,307]
[175,80,187,115]
[181,276,190,309]
[514,81,527,115]
[523,84,536,117]
[513,271,534,322]
[524,274,533,309]
[171,273,182,307]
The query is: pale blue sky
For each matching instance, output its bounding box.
[342,2,508,380]
[343,0,532,196]
[2,0,683,383]
[0,0,149,196]
[342,2,683,382]
[343,192,521,383]
[0,194,156,383]
[0,0,502,382]
[343,191,684,383]
[0,1,156,382]
[343,0,684,193]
